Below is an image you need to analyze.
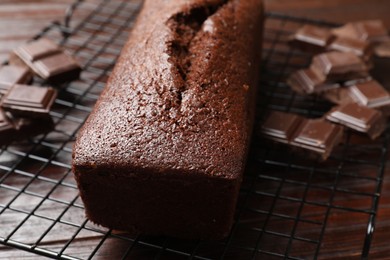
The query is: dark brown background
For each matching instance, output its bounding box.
[1,0,390,258]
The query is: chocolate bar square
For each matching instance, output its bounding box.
[348,80,390,108]
[354,20,389,42]
[14,38,61,62]
[11,38,81,83]
[0,65,32,95]
[32,52,81,83]
[289,24,335,52]
[1,84,57,118]
[332,20,389,43]
[291,119,343,159]
[327,36,371,59]
[321,77,371,105]
[326,102,386,139]
[310,51,369,81]
[260,111,303,143]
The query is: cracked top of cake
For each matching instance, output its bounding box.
[72,0,263,179]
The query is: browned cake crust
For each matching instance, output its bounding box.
[72,0,263,240]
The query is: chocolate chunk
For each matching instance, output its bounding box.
[290,118,343,159]
[1,84,57,118]
[0,65,32,95]
[327,36,372,60]
[10,38,81,83]
[332,20,390,43]
[287,68,339,94]
[310,51,369,81]
[326,102,386,139]
[260,111,343,160]
[321,77,371,105]
[348,80,390,108]
[32,52,81,83]
[289,24,335,52]
[260,110,303,143]
[354,20,390,43]
[13,38,61,62]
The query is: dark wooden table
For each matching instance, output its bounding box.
[1,0,390,259]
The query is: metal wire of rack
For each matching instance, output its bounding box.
[0,0,388,259]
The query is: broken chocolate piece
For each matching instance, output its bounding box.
[289,24,335,52]
[11,38,81,83]
[290,118,343,159]
[326,102,386,139]
[261,111,343,160]
[327,36,372,59]
[0,65,32,95]
[321,77,372,105]
[260,110,304,143]
[310,51,369,81]
[354,20,390,43]
[321,87,351,105]
[1,84,57,118]
[32,52,81,83]
[332,20,390,43]
[287,68,339,94]
[13,38,61,62]
[348,80,390,108]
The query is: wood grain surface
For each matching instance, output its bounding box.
[1,0,390,259]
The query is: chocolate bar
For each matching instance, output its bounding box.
[1,84,57,118]
[287,68,339,94]
[326,102,386,139]
[260,111,343,159]
[310,51,369,82]
[348,80,390,108]
[0,65,32,95]
[10,38,81,83]
[289,24,335,53]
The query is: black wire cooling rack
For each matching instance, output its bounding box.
[0,0,389,259]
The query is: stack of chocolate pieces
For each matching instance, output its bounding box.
[0,38,81,146]
[261,20,390,160]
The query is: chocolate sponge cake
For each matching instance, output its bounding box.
[72,0,263,239]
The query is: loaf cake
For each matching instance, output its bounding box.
[72,0,263,239]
